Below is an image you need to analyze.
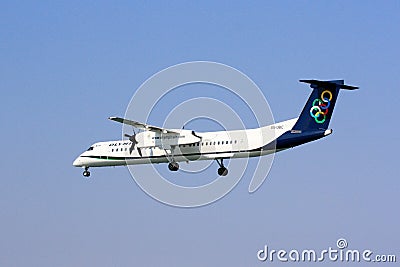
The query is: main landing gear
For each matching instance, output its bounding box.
[215,159,228,176]
[83,167,91,177]
[167,159,228,176]
[168,162,179,171]
[165,146,180,172]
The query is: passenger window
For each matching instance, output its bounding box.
[218,141,220,145]
[112,149,114,152]
[116,148,118,152]
[213,142,216,145]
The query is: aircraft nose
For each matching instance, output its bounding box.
[73,157,82,167]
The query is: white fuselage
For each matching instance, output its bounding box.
[73,118,297,168]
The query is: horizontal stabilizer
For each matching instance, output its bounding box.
[300,79,359,90]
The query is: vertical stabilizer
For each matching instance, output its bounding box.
[292,80,358,131]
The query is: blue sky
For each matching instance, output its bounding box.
[1,1,399,266]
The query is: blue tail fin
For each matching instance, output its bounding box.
[292,80,358,131]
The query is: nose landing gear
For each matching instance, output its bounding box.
[83,167,91,177]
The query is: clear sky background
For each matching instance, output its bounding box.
[1,1,399,266]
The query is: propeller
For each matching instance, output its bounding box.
[124,129,142,157]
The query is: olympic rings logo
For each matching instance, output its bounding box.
[310,90,333,124]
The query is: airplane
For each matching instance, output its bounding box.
[73,79,358,177]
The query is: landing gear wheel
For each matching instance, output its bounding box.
[215,159,228,176]
[168,162,179,171]
[83,167,91,177]
[218,167,228,176]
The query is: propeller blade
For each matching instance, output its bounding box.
[125,129,139,155]
[129,143,135,154]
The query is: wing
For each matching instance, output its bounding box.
[108,117,180,134]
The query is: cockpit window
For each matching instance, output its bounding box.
[87,146,94,151]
